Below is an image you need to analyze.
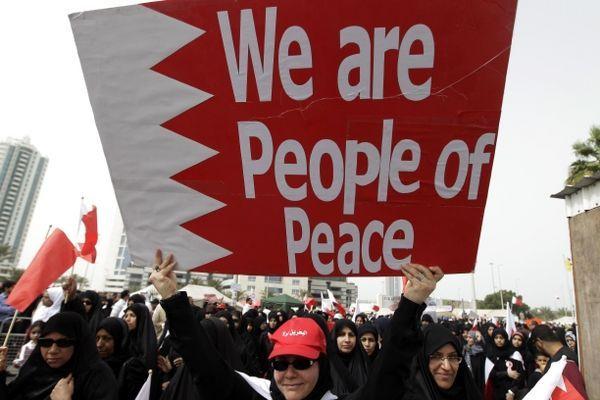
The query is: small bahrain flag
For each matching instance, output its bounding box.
[7,229,78,312]
[79,206,98,263]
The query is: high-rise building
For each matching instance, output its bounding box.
[0,137,48,266]
[101,209,233,292]
[384,276,403,297]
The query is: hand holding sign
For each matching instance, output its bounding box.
[401,264,443,304]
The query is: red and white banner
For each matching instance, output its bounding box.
[71,0,516,276]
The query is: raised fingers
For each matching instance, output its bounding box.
[154,249,163,267]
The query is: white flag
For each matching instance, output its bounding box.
[320,292,332,312]
[505,302,516,338]
[134,370,152,400]
[351,298,361,322]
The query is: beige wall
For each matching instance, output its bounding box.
[569,205,600,399]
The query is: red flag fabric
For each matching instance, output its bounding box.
[7,229,78,312]
[78,206,98,263]
[303,297,316,308]
[551,362,588,400]
[372,305,380,312]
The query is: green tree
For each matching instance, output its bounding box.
[476,290,530,314]
[567,125,600,184]
[533,306,556,322]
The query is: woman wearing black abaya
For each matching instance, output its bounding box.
[82,290,105,335]
[357,323,380,365]
[119,303,159,400]
[328,319,369,397]
[403,324,482,400]
[96,317,130,378]
[485,328,524,400]
[239,313,262,376]
[0,312,117,399]
[161,317,246,399]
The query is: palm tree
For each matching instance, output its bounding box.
[205,278,223,292]
[567,125,600,184]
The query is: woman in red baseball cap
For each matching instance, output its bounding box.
[148,250,443,400]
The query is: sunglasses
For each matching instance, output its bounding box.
[38,338,76,348]
[271,358,315,371]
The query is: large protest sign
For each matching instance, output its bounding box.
[71,0,517,276]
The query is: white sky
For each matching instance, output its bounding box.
[1,1,598,308]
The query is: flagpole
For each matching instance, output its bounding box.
[2,311,18,347]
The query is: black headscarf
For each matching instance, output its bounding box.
[269,355,333,400]
[96,317,130,377]
[413,324,481,400]
[486,327,512,361]
[119,304,158,400]
[358,322,380,364]
[201,318,245,371]
[328,319,369,396]
[82,290,104,334]
[8,312,116,399]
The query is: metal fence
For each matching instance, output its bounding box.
[0,317,30,365]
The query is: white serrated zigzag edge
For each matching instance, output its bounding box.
[70,4,232,270]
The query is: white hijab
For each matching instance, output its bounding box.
[31,287,64,323]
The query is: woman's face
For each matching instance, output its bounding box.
[42,291,54,307]
[273,357,319,400]
[360,332,377,356]
[83,297,93,314]
[96,328,115,359]
[466,335,475,347]
[494,334,506,348]
[428,343,460,390]
[566,337,576,350]
[124,310,137,331]
[355,316,365,327]
[40,332,75,369]
[269,318,278,329]
[336,326,356,354]
[511,335,523,348]
[487,326,495,337]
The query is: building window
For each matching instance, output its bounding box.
[292,289,300,296]
[265,276,282,284]
[292,279,300,286]
[247,285,255,292]
[248,276,256,282]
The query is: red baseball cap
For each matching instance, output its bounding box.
[268,318,326,360]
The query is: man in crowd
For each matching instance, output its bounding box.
[110,289,129,318]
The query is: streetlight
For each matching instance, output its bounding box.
[490,262,504,308]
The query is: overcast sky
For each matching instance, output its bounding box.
[1,0,598,309]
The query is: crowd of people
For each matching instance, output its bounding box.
[0,253,587,400]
